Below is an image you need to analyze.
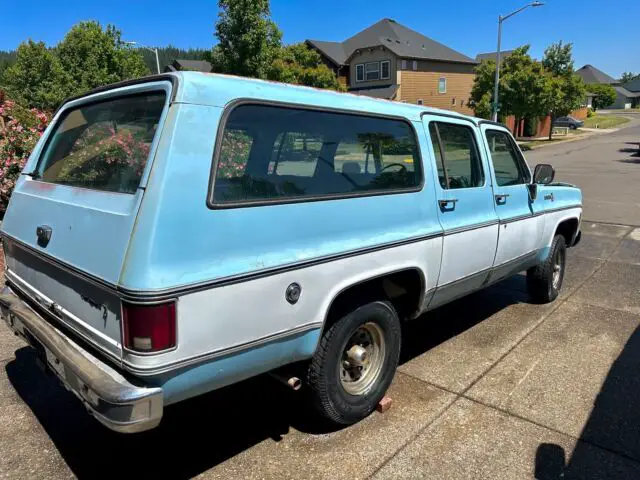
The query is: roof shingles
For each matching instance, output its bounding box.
[308,18,476,66]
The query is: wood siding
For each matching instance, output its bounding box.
[398,69,475,114]
[349,48,397,89]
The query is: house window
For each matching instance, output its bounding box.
[438,77,447,94]
[356,64,364,82]
[417,99,424,105]
[412,60,418,71]
[381,60,391,80]
[365,62,380,81]
[401,59,407,70]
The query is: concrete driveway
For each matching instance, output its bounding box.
[2,128,640,479]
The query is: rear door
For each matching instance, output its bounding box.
[422,116,499,308]
[480,125,544,276]
[1,81,172,360]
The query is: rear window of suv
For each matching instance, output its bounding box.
[35,91,166,194]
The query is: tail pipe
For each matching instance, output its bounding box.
[269,371,302,391]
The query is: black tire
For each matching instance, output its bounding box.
[527,234,567,303]
[307,300,401,425]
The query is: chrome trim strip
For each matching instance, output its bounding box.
[123,321,323,376]
[443,220,499,236]
[1,230,444,301]
[118,231,444,300]
[544,204,582,214]
[499,213,534,224]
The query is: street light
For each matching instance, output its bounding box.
[491,1,544,122]
[125,41,160,74]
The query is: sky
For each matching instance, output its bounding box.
[2,0,639,77]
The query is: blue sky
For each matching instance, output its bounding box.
[2,0,639,77]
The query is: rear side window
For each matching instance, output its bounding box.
[211,104,422,206]
[35,92,166,194]
[429,122,484,189]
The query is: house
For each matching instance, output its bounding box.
[164,59,212,73]
[307,18,477,113]
[622,77,640,108]
[475,50,515,63]
[576,64,640,109]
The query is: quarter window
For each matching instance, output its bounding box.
[381,60,391,80]
[484,129,530,186]
[429,122,484,189]
[365,62,380,81]
[212,104,422,205]
[356,64,364,82]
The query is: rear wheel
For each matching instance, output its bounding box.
[307,301,401,425]
[527,234,566,303]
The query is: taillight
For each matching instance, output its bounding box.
[122,301,176,353]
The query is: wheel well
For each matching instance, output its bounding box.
[555,217,579,246]
[322,269,424,333]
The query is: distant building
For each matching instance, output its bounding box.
[307,18,477,114]
[164,59,212,73]
[475,50,515,63]
[576,64,640,109]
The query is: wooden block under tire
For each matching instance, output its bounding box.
[376,395,393,413]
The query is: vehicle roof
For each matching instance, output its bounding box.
[170,71,481,124]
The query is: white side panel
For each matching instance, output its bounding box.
[124,237,442,371]
[438,224,499,285]
[495,217,539,265]
[540,208,582,248]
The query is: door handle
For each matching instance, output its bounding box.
[438,198,459,209]
[544,193,554,201]
[495,194,510,203]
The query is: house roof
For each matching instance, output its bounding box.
[306,40,348,66]
[615,85,640,98]
[575,64,617,84]
[308,18,476,66]
[475,50,515,62]
[623,78,640,92]
[164,59,212,73]
[350,84,400,99]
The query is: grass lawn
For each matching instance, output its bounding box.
[583,115,630,129]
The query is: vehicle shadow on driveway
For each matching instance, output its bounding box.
[534,325,640,478]
[5,282,532,479]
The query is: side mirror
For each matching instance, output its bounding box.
[533,164,555,184]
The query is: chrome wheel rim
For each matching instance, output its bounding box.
[339,322,386,396]
[552,248,565,289]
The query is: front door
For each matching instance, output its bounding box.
[480,126,544,278]
[422,116,499,308]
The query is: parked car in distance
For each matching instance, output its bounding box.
[0,72,583,433]
[553,116,584,129]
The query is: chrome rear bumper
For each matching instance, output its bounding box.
[0,287,163,433]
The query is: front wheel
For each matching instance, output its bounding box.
[307,301,401,425]
[527,234,567,303]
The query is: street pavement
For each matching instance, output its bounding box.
[527,117,640,226]
[1,127,640,479]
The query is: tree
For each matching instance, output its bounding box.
[590,83,617,111]
[1,41,69,110]
[542,42,586,139]
[212,0,282,78]
[620,72,640,84]
[266,43,345,90]
[56,21,149,98]
[470,46,554,135]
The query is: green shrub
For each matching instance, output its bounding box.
[587,108,595,118]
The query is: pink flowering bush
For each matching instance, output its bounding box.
[54,125,152,193]
[0,99,51,211]
[217,129,252,178]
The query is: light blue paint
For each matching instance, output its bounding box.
[149,328,321,405]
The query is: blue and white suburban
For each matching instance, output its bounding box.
[0,72,582,432]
